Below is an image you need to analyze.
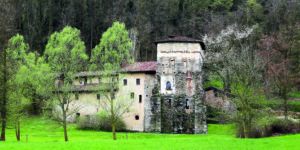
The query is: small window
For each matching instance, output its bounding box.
[170,59,175,68]
[185,99,189,109]
[84,77,87,85]
[79,78,82,84]
[136,78,140,85]
[183,59,187,68]
[166,81,171,90]
[139,95,142,103]
[135,115,139,120]
[75,94,79,100]
[131,92,134,99]
[168,99,172,108]
[123,79,127,86]
[97,94,101,100]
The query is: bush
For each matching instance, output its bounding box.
[235,117,300,138]
[97,111,126,132]
[77,111,126,132]
[206,106,232,124]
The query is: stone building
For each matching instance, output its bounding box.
[66,35,207,134]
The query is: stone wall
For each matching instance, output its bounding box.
[147,42,207,134]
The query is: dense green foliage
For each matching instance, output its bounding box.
[0,0,298,61]
[90,22,133,71]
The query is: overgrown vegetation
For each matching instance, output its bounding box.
[77,112,126,132]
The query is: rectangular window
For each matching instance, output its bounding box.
[97,94,101,100]
[136,78,140,85]
[170,59,175,68]
[168,99,172,108]
[185,99,189,109]
[75,94,79,100]
[139,95,142,103]
[84,77,87,85]
[124,79,127,86]
[131,92,134,99]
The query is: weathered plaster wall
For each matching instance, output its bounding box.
[68,73,155,131]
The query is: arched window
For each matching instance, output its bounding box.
[166,81,171,90]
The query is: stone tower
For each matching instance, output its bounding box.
[146,35,207,134]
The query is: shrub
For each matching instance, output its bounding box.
[206,106,232,124]
[97,111,126,132]
[77,111,126,132]
[235,117,300,138]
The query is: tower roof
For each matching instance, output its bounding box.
[154,35,206,50]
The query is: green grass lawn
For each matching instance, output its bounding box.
[0,116,299,150]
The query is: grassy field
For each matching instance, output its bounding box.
[0,116,299,150]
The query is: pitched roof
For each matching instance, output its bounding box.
[122,61,156,72]
[72,61,157,77]
[154,35,206,50]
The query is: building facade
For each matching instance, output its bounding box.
[68,35,207,134]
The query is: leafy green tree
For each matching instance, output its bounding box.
[90,21,133,71]
[211,0,233,14]
[91,21,133,140]
[44,26,88,142]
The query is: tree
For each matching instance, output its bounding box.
[231,45,262,138]
[90,21,133,140]
[0,0,10,141]
[203,24,258,93]
[4,34,34,141]
[258,33,297,120]
[44,26,88,142]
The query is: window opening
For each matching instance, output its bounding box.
[84,77,87,85]
[136,78,140,85]
[166,81,171,90]
[97,94,101,100]
[131,92,134,99]
[139,95,142,103]
[135,115,139,120]
[75,94,79,100]
[123,79,127,86]
[168,99,172,108]
[185,99,190,109]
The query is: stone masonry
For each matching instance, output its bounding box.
[145,35,207,134]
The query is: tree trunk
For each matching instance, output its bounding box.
[111,97,116,140]
[0,48,7,141]
[112,122,116,140]
[63,110,68,142]
[243,121,248,138]
[16,118,20,141]
[32,90,39,115]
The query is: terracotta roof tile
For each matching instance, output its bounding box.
[122,61,156,72]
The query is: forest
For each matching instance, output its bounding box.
[0,0,300,148]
